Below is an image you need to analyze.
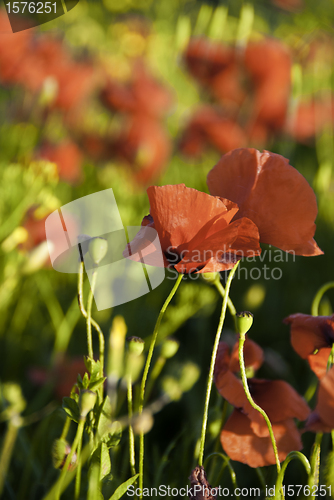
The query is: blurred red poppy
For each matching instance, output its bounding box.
[0,12,31,84]
[29,355,87,400]
[179,106,247,158]
[214,340,310,467]
[207,148,323,256]
[184,38,244,109]
[38,141,83,184]
[101,62,173,119]
[287,96,334,143]
[284,313,334,379]
[125,184,261,274]
[244,39,291,132]
[113,115,171,185]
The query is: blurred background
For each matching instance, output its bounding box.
[1,0,334,497]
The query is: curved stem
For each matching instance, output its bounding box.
[198,261,239,467]
[204,452,239,499]
[275,451,311,499]
[311,282,334,316]
[308,433,322,489]
[138,273,183,498]
[238,333,281,475]
[86,270,97,360]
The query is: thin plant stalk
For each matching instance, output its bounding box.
[238,332,281,476]
[55,418,85,500]
[127,375,136,476]
[198,261,239,467]
[74,434,83,500]
[0,417,22,496]
[311,282,334,316]
[138,273,183,498]
[86,270,97,361]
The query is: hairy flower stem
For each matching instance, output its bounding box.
[214,280,237,330]
[78,262,105,398]
[127,375,136,477]
[138,273,183,498]
[55,418,85,500]
[86,270,97,361]
[198,261,239,467]
[238,332,283,491]
[74,434,83,500]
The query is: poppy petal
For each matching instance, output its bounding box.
[207,148,323,256]
[229,338,264,373]
[284,313,334,358]
[221,410,303,468]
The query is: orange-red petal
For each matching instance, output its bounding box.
[221,410,303,468]
[207,148,323,256]
[284,313,334,359]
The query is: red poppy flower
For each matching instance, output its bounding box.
[38,141,83,184]
[287,97,334,143]
[304,366,334,433]
[125,184,261,274]
[0,12,31,85]
[284,313,334,379]
[179,106,247,158]
[207,148,323,256]
[214,340,310,467]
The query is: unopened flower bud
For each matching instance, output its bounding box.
[79,390,97,418]
[88,237,108,265]
[236,311,253,336]
[160,338,179,359]
[52,439,70,469]
[133,410,154,435]
[126,336,145,356]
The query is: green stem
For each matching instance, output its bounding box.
[238,333,281,475]
[86,270,97,360]
[275,452,311,499]
[311,282,334,316]
[74,433,83,500]
[204,452,239,499]
[0,416,21,496]
[55,418,85,500]
[127,375,136,477]
[138,273,183,498]
[198,261,239,467]
[308,433,322,489]
[145,356,166,402]
[60,417,71,441]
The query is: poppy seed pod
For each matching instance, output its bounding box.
[79,390,97,418]
[236,311,253,335]
[88,237,108,265]
[126,336,145,356]
[160,338,179,359]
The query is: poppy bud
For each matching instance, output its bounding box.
[79,390,97,418]
[52,439,70,469]
[126,336,145,356]
[133,410,154,435]
[88,237,108,265]
[160,338,179,359]
[202,272,220,284]
[236,311,254,335]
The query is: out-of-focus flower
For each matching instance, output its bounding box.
[271,0,304,11]
[113,115,171,185]
[284,313,334,379]
[179,106,247,158]
[101,62,173,119]
[0,12,31,84]
[244,39,291,133]
[214,340,310,467]
[207,148,323,256]
[184,37,244,109]
[124,183,261,274]
[38,141,83,184]
[188,466,217,500]
[28,356,87,400]
[287,96,334,143]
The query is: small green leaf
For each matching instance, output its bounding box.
[62,397,80,423]
[100,442,111,481]
[89,377,106,391]
[82,372,90,389]
[108,474,139,500]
